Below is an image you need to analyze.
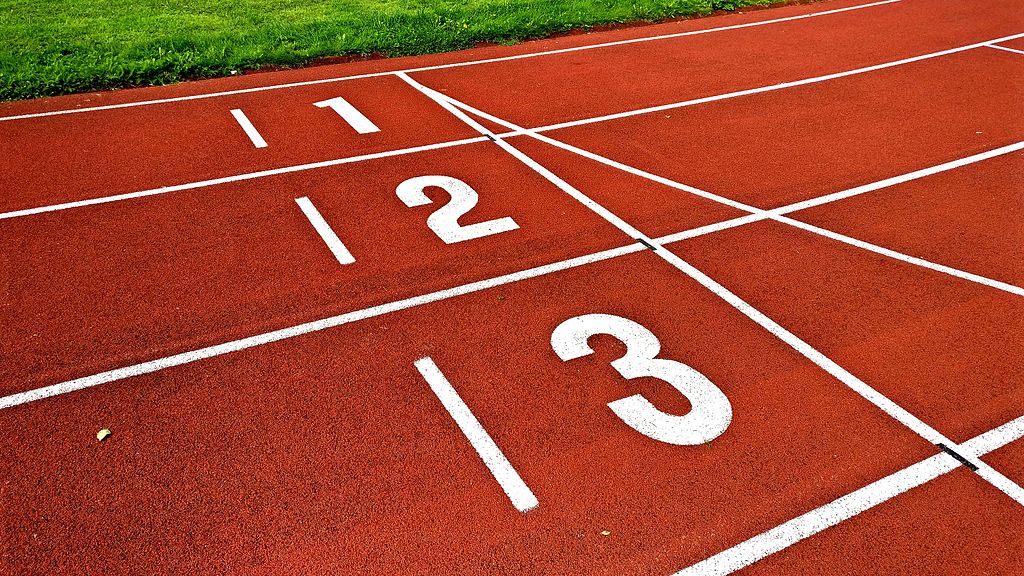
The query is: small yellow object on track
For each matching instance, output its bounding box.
[96,428,111,441]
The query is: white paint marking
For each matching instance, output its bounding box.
[674,414,1024,575]
[986,43,1024,56]
[0,0,902,122]
[230,109,268,148]
[0,136,489,221]
[405,75,1024,505]
[428,87,1024,297]
[415,357,538,512]
[294,196,356,265]
[396,175,519,243]
[6,33,1024,222]
[313,96,380,134]
[528,31,1024,134]
[771,140,1024,215]
[775,215,1024,296]
[0,243,643,411]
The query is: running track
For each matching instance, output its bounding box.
[2,0,1023,573]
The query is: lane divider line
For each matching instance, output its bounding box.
[673,413,1024,575]
[435,92,1024,297]
[985,43,1024,56]
[0,0,902,122]
[5,32,1023,222]
[229,109,268,148]
[400,73,1024,505]
[415,356,539,513]
[0,243,645,411]
[294,196,357,265]
[0,136,490,221]
[526,31,1024,134]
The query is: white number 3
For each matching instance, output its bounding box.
[551,314,732,446]
[396,175,519,244]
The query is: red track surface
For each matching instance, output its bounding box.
[2,0,1023,574]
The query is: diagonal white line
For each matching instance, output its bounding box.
[986,43,1024,56]
[402,75,1024,505]
[430,90,1024,297]
[416,357,539,512]
[0,0,902,122]
[674,414,1024,575]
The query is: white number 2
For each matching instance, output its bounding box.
[396,175,519,244]
[551,314,732,446]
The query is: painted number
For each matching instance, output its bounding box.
[313,96,380,134]
[551,313,732,445]
[396,175,519,244]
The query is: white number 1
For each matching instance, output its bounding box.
[551,314,732,446]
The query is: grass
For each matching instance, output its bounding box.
[0,0,786,101]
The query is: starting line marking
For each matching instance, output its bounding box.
[401,73,1024,506]
[415,356,539,513]
[229,109,268,148]
[294,196,356,265]
[0,0,902,122]
[429,88,1024,297]
[674,413,1024,575]
[4,32,1023,223]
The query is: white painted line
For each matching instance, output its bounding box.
[673,413,1024,575]
[295,196,356,265]
[6,33,1023,222]
[986,43,1024,56]
[406,75,1024,505]
[527,31,1024,134]
[313,96,380,134]
[229,109,268,148]
[415,356,539,512]
[0,243,643,411]
[0,0,902,122]
[770,141,1024,215]
[431,89,1024,297]
[0,136,488,221]
[775,215,1024,296]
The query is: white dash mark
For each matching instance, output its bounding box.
[415,356,539,513]
[295,196,356,265]
[230,109,268,148]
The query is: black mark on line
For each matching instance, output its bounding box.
[485,134,497,142]
[937,443,979,471]
[637,237,658,251]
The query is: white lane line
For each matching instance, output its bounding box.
[673,413,1024,576]
[313,96,380,134]
[403,75,1024,505]
[771,141,1024,215]
[986,43,1024,56]
[0,0,901,122]
[774,215,1024,296]
[0,135,488,221]
[6,33,1022,223]
[0,243,644,411]
[294,196,356,265]
[432,91,1024,297]
[527,31,1024,134]
[415,356,539,512]
[229,109,268,148]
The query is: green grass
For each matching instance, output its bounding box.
[0,0,785,101]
